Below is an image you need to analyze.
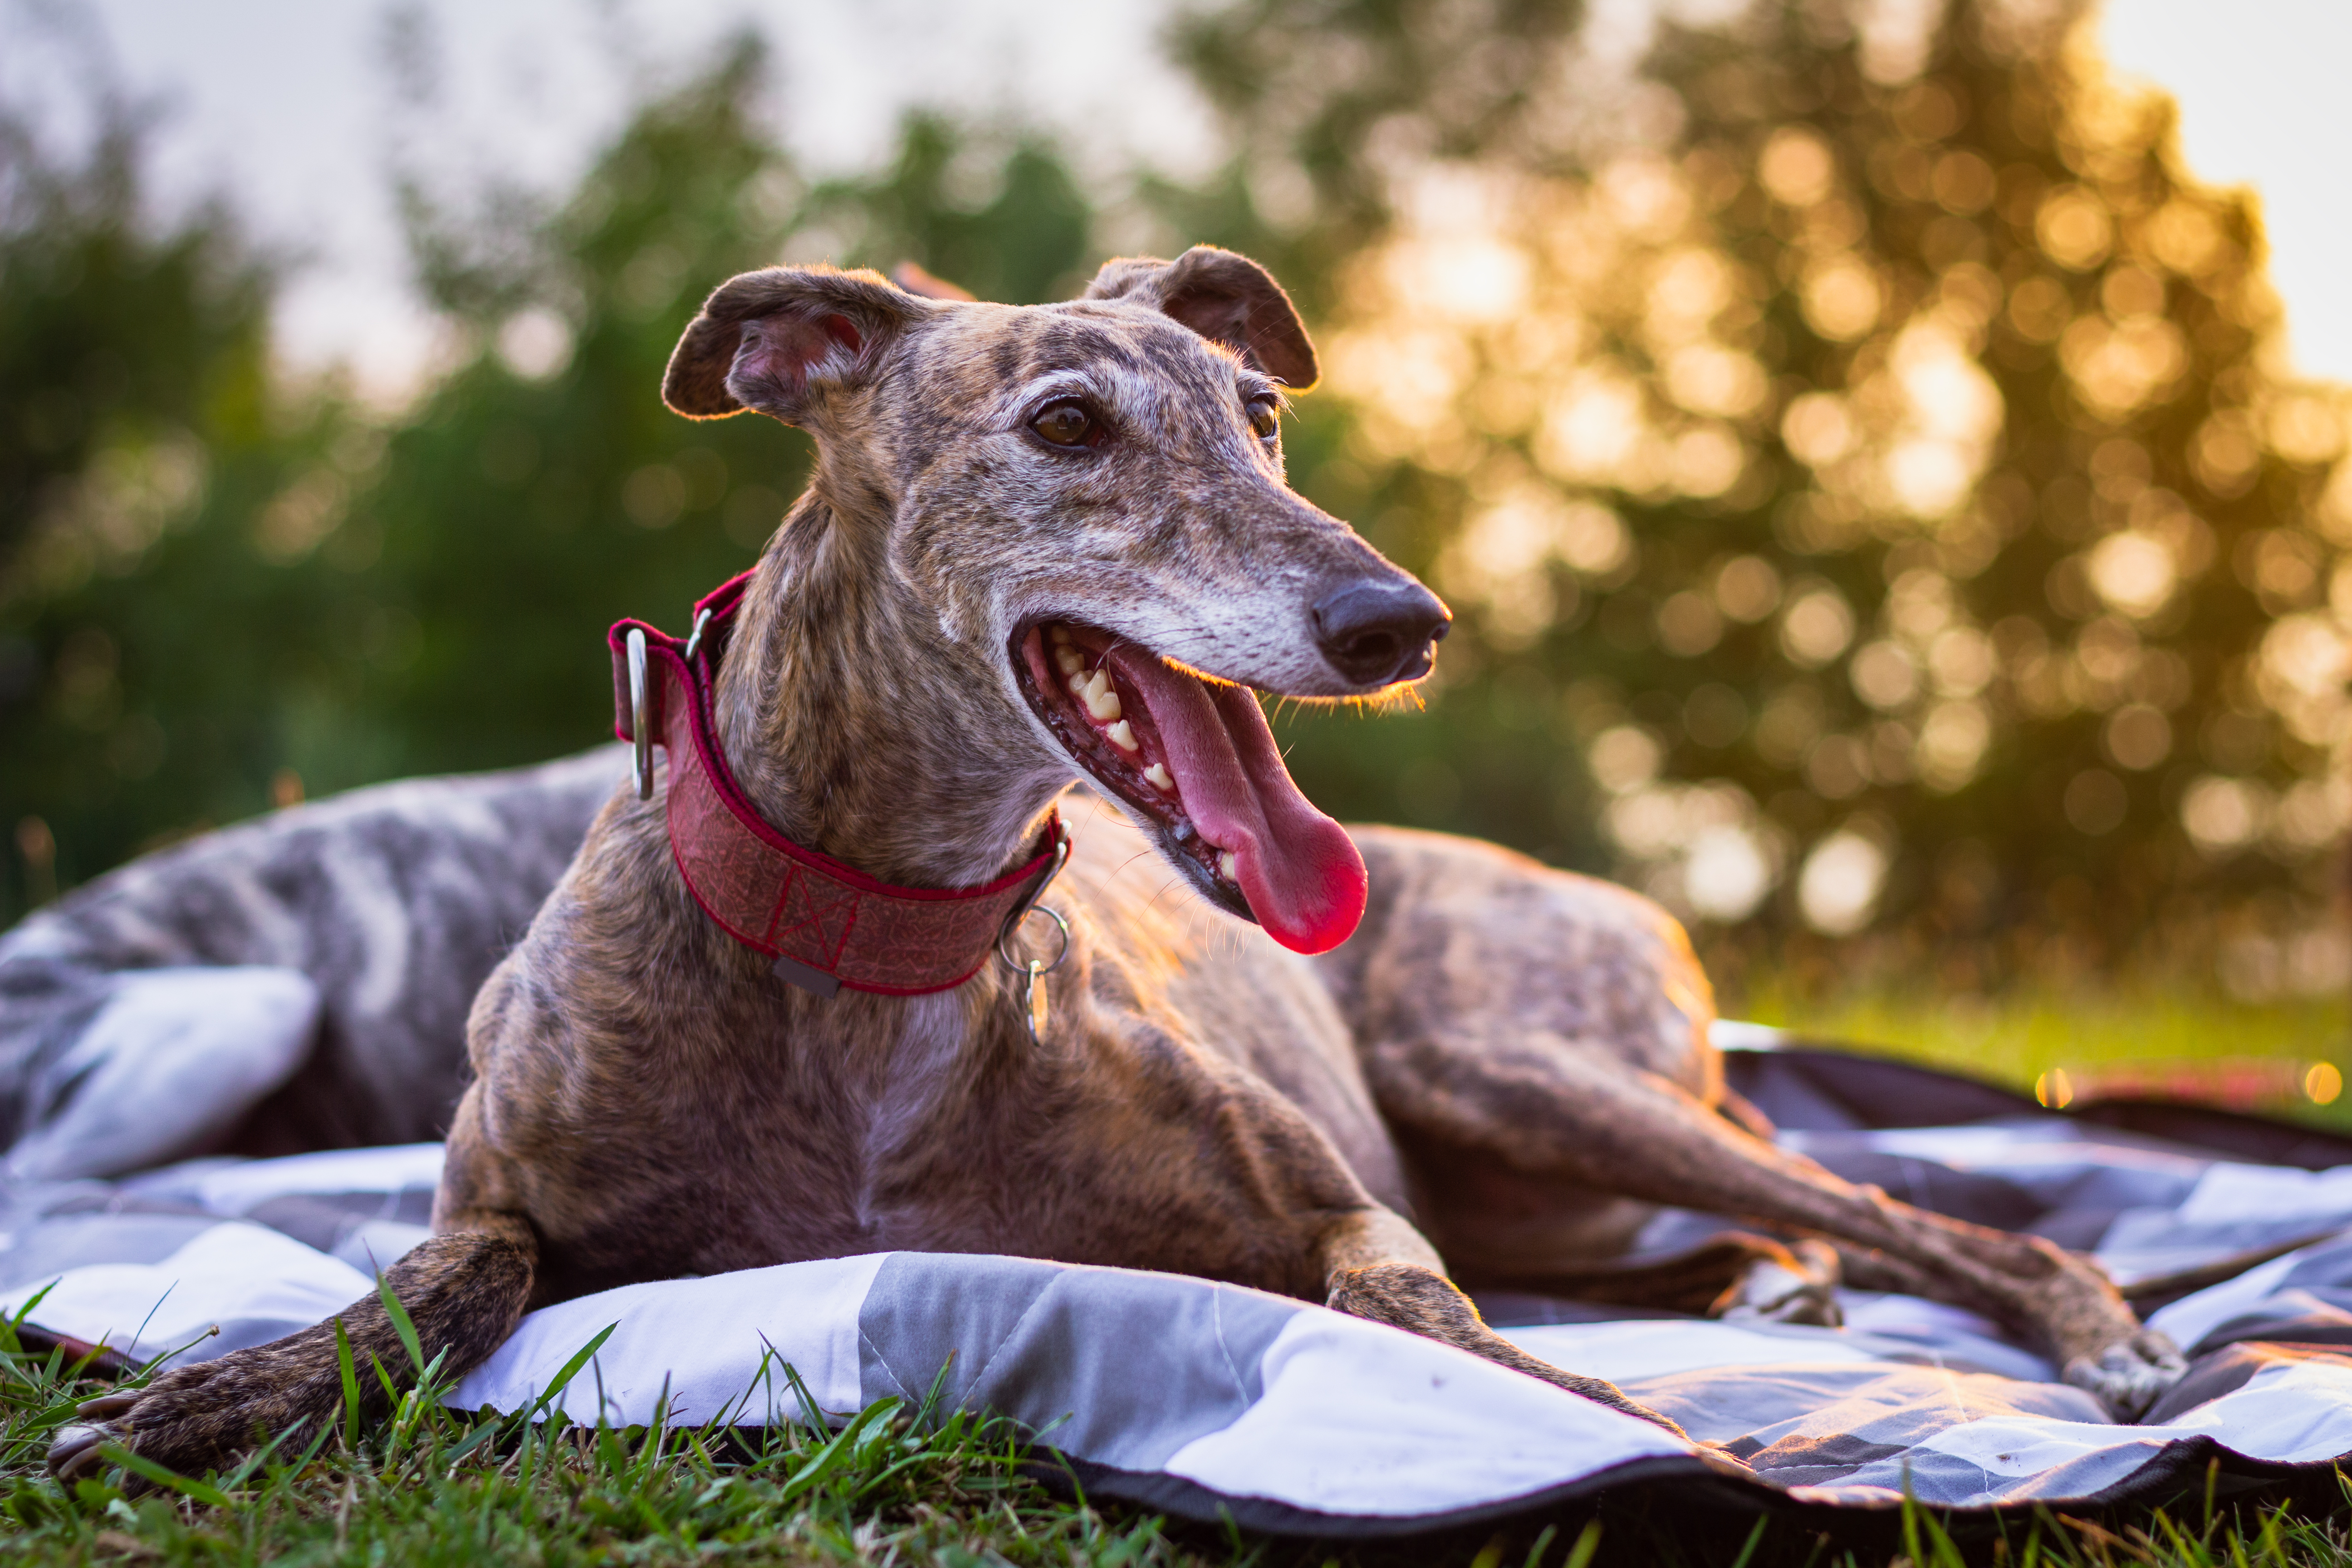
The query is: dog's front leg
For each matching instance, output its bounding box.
[1316,1208,1687,1436]
[49,1212,536,1485]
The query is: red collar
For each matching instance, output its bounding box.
[608,571,1068,998]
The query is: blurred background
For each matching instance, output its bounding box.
[5,0,2349,1113]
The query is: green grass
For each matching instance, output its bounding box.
[5,982,2352,1563]
[1739,980,2352,1131]
[0,1326,1210,1565]
[2,1318,2348,1565]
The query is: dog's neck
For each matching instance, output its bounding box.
[707,490,1066,891]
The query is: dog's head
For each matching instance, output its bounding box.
[662,247,1448,955]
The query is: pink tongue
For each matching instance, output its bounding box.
[1103,647,1367,954]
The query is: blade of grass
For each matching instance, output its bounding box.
[333,1316,360,1451]
[775,1353,830,1435]
[776,1396,900,1506]
[214,1418,309,1494]
[915,1353,957,1429]
[521,1323,617,1426]
[370,1352,401,1407]
[374,1273,425,1376]
[3,1280,60,1357]
[631,1377,674,1485]
[97,1443,230,1508]
[436,1414,505,1473]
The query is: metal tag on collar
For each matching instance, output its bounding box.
[998,907,1069,1042]
[995,830,1073,1042]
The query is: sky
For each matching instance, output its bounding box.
[2097,0,2352,389]
[6,0,1211,402]
[12,0,2349,398]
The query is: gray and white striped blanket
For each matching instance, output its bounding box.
[6,1034,2352,1533]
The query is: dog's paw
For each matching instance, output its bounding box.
[47,1390,140,1485]
[1540,1367,1690,1439]
[1492,1344,1689,1438]
[46,1355,288,1489]
[2063,1330,2189,1421]
[1717,1240,1842,1328]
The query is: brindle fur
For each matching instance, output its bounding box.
[53,248,2180,1484]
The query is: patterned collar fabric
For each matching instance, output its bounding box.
[608,572,1066,997]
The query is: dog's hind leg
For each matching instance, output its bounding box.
[1369,1034,2183,1416]
[47,1211,536,1485]
[1328,829,2182,1417]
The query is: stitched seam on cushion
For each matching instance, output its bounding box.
[858,1328,918,1406]
[954,1277,1065,1402]
[1210,1287,1250,1404]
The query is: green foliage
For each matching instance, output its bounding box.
[1164,0,1598,310]
[806,111,1097,306]
[9,0,2352,1005]
[0,40,1099,925]
[318,39,803,786]
[1197,0,2352,999]
[0,97,334,905]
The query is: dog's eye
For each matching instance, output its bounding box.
[1246,396,1281,442]
[1032,402,1098,448]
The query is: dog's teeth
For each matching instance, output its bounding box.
[1072,668,1120,720]
[1054,645,1086,677]
[1145,763,1175,792]
[1218,851,1238,881]
[1107,719,1138,752]
[1049,624,1071,646]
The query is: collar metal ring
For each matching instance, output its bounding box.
[995,904,1070,977]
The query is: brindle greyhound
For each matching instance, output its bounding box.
[52,247,2182,1480]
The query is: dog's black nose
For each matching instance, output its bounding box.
[1312,580,1451,685]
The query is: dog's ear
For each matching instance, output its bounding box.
[662,265,933,423]
[1083,245,1318,391]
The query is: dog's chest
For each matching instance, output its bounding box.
[839,992,967,1228]
[712,991,996,1256]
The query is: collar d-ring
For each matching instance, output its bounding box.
[999,830,1069,945]
[995,903,1070,979]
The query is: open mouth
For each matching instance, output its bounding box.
[1014,622,1369,955]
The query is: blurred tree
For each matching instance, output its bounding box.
[13,2,2348,1010]
[1165,0,1597,314]
[1184,0,2352,1001]
[344,41,1100,781]
[0,94,354,916]
[804,112,1094,306]
[328,38,803,780]
[0,39,1105,923]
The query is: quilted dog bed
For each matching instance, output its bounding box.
[6,1033,2352,1535]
